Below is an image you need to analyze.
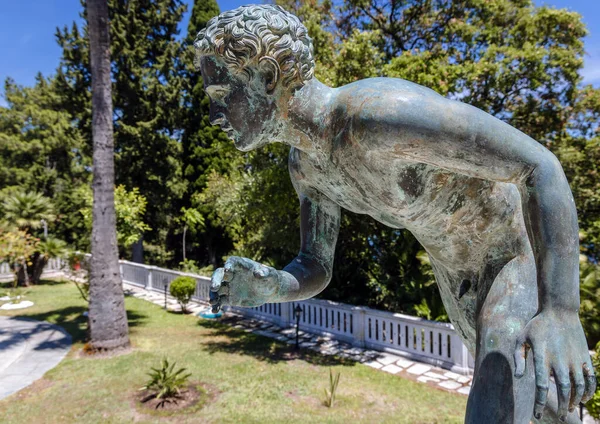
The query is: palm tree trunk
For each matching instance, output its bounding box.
[87,0,129,351]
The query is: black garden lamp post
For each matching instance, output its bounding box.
[164,281,168,310]
[294,304,303,350]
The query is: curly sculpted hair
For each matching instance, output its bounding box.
[194,4,315,91]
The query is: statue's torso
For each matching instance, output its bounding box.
[290,123,532,343]
[289,78,537,342]
[291,145,527,273]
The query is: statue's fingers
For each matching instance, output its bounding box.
[582,362,597,404]
[514,336,527,378]
[569,369,585,413]
[554,367,571,422]
[253,265,269,279]
[211,297,225,313]
[211,268,225,292]
[533,351,549,420]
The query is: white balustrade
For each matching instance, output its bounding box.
[0,258,474,374]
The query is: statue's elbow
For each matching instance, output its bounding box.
[523,151,566,189]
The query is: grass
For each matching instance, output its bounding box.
[0,280,466,423]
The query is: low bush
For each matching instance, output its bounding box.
[169,276,196,313]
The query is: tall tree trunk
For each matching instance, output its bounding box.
[30,253,46,285]
[87,0,129,351]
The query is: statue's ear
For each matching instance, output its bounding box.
[259,56,281,94]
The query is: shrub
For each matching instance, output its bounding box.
[169,276,196,313]
[140,358,191,404]
[587,343,600,419]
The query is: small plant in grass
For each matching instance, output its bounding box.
[63,251,89,303]
[140,358,191,406]
[74,279,90,303]
[169,276,196,313]
[8,287,30,304]
[323,368,341,408]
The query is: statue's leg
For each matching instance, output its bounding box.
[464,254,581,424]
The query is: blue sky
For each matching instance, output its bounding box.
[1,0,599,107]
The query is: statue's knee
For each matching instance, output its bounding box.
[478,316,524,355]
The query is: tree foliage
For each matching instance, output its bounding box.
[0,191,55,232]
[0,77,89,246]
[80,185,151,252]
[0,229,40,287]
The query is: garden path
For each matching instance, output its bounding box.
[0,316,71,400]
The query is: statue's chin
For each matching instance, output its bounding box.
[233,137,255,152]
[234,135,268,152]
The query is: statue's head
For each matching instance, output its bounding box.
[194,4,315,151]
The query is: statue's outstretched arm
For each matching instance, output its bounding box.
[278,182,341,301]
[210,166,340,308]
[372,95,595,420]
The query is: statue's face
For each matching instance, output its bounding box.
[199,56,280,151]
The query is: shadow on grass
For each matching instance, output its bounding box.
[36,279,67,286]
[6,306,148,345]
[197,319,357,368]
[0,279,65,290]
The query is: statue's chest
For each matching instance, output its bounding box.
[296,149,449,227]
[294,146,501,235]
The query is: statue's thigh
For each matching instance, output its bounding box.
[465,254,538,424]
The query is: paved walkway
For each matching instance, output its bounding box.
[124,284,474,396]
[0,316,72,400]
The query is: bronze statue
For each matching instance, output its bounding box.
[195,5,595,423]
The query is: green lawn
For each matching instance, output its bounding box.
[0,280,466,423]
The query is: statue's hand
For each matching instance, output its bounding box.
[514,311,596,421]
[209,256,280,313]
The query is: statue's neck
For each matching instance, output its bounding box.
[284,78,334,156]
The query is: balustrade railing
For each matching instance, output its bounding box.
[1,258,474,374]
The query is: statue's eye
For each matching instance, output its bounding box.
[206,85,231,106]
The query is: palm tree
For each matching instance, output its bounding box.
[30,237,68,284]
[1,192,55,231]
[87,0,130,351]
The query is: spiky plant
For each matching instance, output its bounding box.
[324,368,341,408]
[140,358,192,404]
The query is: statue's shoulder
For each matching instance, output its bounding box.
[330,77,452,130]
[334,77,445,106]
